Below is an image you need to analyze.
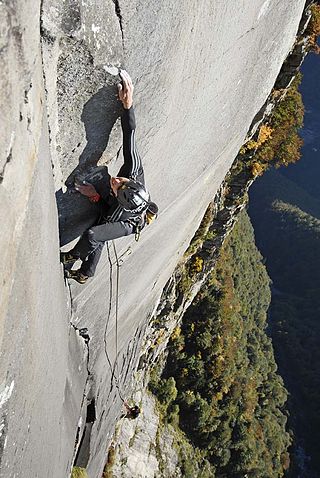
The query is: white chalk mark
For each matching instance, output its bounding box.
[103,65,119,76]
[91,23,100,34]
[258,0,271,21]
[0,381,14,409]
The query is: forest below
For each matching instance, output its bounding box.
[150,210,291,478]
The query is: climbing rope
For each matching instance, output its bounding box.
[103,241,125,403]
[112,240,121,383]
[103,243,115,376]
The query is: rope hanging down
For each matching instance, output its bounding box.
[112,240,121,387]
[103,241,125,403]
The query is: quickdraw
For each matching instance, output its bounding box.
[135,225,141,242]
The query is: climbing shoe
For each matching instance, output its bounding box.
[60,252,77,265]
[65,269,89,284]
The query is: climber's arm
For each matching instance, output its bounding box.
[117,71,144,183]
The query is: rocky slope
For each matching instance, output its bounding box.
[0,1,307,477]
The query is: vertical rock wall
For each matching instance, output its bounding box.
[0,3,86,478]
[1,1,45,348]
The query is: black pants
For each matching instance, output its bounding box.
[70,220,133,277]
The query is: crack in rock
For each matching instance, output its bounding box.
[112,0,124,48]
[71,323,91,377]
[0,147,12,184]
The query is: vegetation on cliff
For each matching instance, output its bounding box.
[306,3,320,53]
[240,73,304,177]
[150,211,290,477]
[71,467,88,478]
[240,2,320,177]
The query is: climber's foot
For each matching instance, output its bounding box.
[65,269,89,284]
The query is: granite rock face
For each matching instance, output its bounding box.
[111,388,181,478]
[0,1,306,477]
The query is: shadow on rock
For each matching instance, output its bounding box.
[57,82,121,246]
[67,83,122,186]
[57,166,112,246]
[56,188,100,246]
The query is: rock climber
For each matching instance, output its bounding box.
[60,70,158,283]
[121,401,141,420]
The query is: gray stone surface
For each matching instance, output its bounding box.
[0,4,87,477]
[0,1,306,477]
[111,388,181,478]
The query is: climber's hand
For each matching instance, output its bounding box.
[75,181,97,198]
[118,70,134,109]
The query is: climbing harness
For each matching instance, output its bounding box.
[127,214,144,242]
